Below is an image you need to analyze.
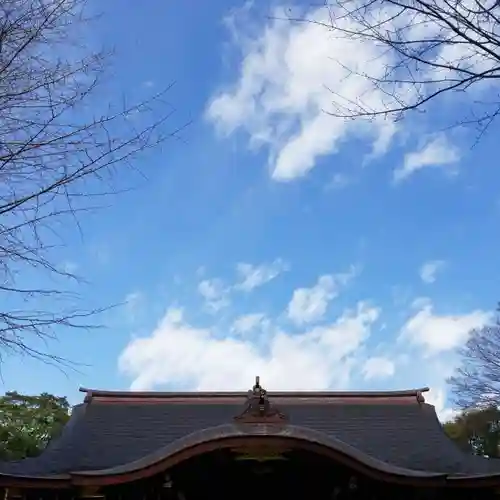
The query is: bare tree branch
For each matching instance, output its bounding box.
[0,0,188,364]
[448,310,500,410]
[283,0,500,135]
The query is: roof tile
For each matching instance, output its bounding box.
[1,391,499,478]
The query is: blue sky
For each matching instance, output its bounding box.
[2,0,499,420]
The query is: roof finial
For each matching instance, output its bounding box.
[234,375,288,423]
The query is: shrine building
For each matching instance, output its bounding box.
[2,378,500,500]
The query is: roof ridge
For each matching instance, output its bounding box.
[80,387,430,402]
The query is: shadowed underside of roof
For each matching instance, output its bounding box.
[1,386,500,487]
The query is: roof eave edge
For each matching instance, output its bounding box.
[0,473,70,489]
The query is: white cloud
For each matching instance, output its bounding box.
[394,134,461,182]
[198,260,288,312]
[399,299,491,355]
[235,259,288,292]
[198,278,230,312]
[231,313,268,335]
[419,260,446,284]
[287,268,357,325]
[207,3,494,185]
[425,387,458,422]
[118,273,489,423]
[119,302,380,392]
[207,6,399,181]
[362,357,395,380]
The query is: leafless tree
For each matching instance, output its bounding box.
[289,0,500,134]
[448,314,500,410]
[0,0,185,364]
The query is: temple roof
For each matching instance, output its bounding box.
[2,382,500,487]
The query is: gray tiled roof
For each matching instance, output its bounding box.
[1,391,500,478]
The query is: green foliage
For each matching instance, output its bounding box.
[0,392,70,461]
[443,406,500,457]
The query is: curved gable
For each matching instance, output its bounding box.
[71,423,447,486]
